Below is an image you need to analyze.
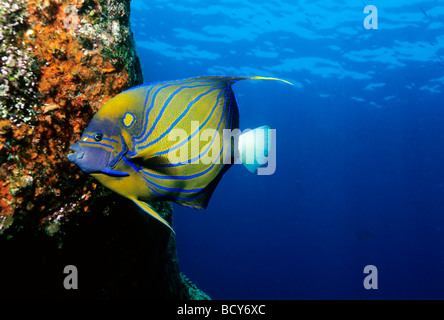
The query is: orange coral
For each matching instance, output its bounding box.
[0,0,142,233]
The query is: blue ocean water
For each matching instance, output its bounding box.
[130,0,444,299]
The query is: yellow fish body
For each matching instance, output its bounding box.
[68,76,290,232]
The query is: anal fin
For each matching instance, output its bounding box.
[132,199,175,234]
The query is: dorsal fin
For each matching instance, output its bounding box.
[174,75,294,86]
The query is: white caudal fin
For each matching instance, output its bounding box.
[238,126,272,173]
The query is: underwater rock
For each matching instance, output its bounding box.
[0,0,143,232]
[0,0,208,299]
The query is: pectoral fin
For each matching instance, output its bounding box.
[130,140,166,165]
[132,199,175,234]
[130,148,157,164]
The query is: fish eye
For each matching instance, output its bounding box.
[94,132,103,141]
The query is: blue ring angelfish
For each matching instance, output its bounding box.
[67,76,292,234]
[122,112,135,128]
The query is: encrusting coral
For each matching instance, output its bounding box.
[0,0,142,234]
[0,0,209,300]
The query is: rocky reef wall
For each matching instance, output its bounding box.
[0,0,143,234]
[0,0,209,299]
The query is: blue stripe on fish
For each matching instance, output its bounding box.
[146,85,225,152]
[142,177,208,201]
[123,156,140,172]
[82,134,119,144]
[141,145,225,180]
[154,86,227,156]
[149,85,231,166]
[78,141,114,149]
[135,83,219,146]
[142,175,205,193]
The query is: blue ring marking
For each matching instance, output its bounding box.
[122,112,135,127]
[123,85,154,140]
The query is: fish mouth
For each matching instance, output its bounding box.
[67,145,84,162]
[66,144,129,177]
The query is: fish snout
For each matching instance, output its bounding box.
[67,144,85,162]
